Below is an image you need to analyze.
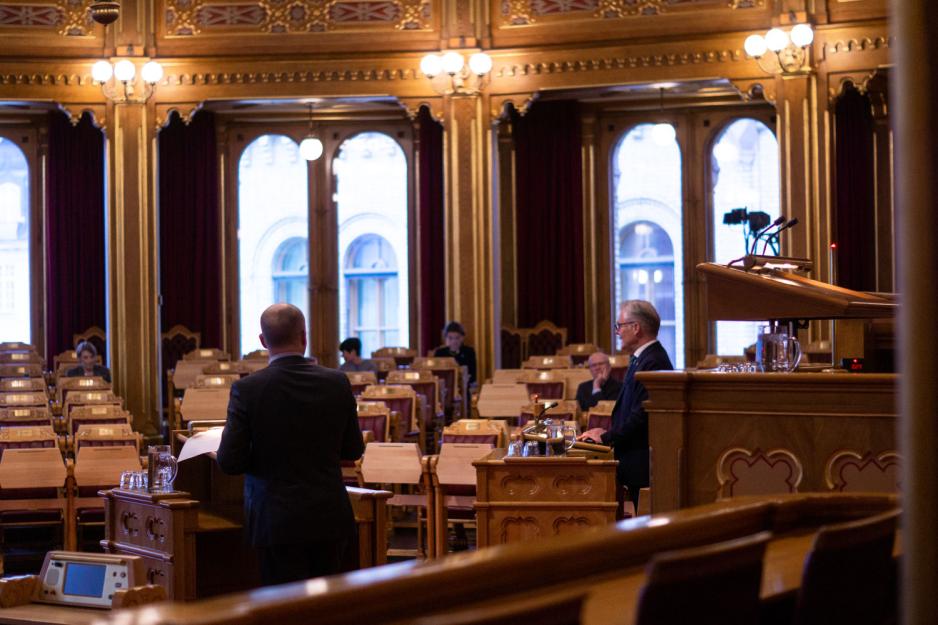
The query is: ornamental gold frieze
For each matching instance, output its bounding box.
[498,0,763,28]
[0,0,97,36]
[161,0,432,37]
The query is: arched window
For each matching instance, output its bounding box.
[710,118,780,356]
[0,137,30,342]
[336,132,408,355]
[612,124,683,367]
[238,134,309,353]
[343,234,398,357]
[272,237,309,321]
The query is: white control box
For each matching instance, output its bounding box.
[35,551,146,609]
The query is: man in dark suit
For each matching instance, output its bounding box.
[580,300,673,512]
[575,351,622,412]
[217,303,364,586]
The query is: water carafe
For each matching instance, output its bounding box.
[147,445,178,493]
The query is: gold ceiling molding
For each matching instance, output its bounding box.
[57,102,105,127]
[161,66,423,85]
[496,48,744,77]
[823,36,891,55]
[491,92,536,120]
[397,96,442,121]
[0,72,90,86]
[155,102,204,129]
[0,0,96,36]
[162,0,431,37]
[499,0,762,27]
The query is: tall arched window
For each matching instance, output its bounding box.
[710,118,780,356]
[0,137,30,342]
[238,134,309,353]
[272,237,309,321]
[343,234,398,357]
[612,124,683,367]
[336,132,408,355]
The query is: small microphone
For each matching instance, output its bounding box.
[750,215,786,255]
[759,217,798,255]
[542,401,559,411]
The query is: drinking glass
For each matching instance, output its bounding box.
[507,438,523,457]
[119,471,134,489]
[562,424,578,452]
[522,441,540,457]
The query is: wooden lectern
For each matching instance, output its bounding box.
[697,262,896,369]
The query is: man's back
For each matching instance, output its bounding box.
[217,355,364,546]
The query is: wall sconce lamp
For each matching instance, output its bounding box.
[299,103,323,161]
[92,56,163,104]
[744,22,814,75]
[420,50,493,95]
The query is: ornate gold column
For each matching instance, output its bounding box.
[580,111,601,348]
[496,118,516,332]
[105,99,161,437]
[895,3,938,624]
[442,93,496,379]
[866,74,894,292]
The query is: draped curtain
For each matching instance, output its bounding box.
[417,106,445,353]
[513,100,585,343]
[158,111,222,350]
[45,111,106,363]
[834,85,877,291]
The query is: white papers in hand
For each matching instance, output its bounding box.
[178,427,224,462]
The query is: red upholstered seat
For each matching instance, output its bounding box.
[358,414,388,443]
[441,433,498,446]
[524,381,564,400]
[587,412,613,431]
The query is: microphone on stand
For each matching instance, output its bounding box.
[760,218,800,255]
[750,215,786,255]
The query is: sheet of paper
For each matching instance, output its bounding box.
[178,427,224,462]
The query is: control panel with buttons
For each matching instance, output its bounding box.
[35,551,145,609]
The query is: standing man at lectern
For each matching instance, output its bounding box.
[580,300,673,512]
[217,303,364,585]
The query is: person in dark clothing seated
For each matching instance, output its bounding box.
[339,337,377,373]
[66,341,111,383]
[575,351,622,412]
[433,321,477,386]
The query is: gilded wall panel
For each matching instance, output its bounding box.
[490,0,777,48]
[0,0,104,56]
[155,0,441,55]
[825,0,887,23]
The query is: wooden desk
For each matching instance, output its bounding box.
[641,371,898,513]
[0,602,106,625]
[473,449,617,548]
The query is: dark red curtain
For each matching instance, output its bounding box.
[158,111,222,350]
[45,111,106,363]
[417,106,445,353]
[834,85,876,291]
[513,100,585,342]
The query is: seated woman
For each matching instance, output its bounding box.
[433,321,477,386]
[66,341,111,383]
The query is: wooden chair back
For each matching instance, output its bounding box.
[73,326,106,360]
[554,368,593,400]
[357,401,391,443]
[0,442,67,490]
[202,361,246,376]
[586,400,617,431]
[558,343,598,366]
[608,354,632,383]
[347,371,379,396]
[0,342,34,352]
[73,444,141,489]
[52,349,79,372]
[521,370,566,400]
[57,375,110,403]
[64,391,120,420]
[361,384,417,437]
[434,443,492,487]
[0,391,48,408]
[519,400,579,427]
[184,347,229,361]
[634,531,771,625]
[161,324,201,374]
[412,357,461,409]
[0,351,41,365]
[243,349,268,360]
[70,406,132,436]
[388,370,441,414]
[367,357,397,382]
[522,355,572,370]
[441,419,509,448]
[792,510,900,625]
[74,423,140,452]
[194,374,239,389]
[476,383,529,419]
[0,363,43,378]
[0,406,52,428]
[372,347,417,368]
[500,325,526,369]
[525,320,567,357]
[0,377,46,394]
[0,425,58,460]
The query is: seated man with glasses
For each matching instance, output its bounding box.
[580,300,673,512]
[575,351,622,411]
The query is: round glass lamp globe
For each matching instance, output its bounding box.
[299,136,324,161]
[114,59,136,82]
[420,54,443,78]
[468,52,493,76]
[441,51,465,75]
[651,123,676,146]
[141,61,164,84]
[790,23,814,48]
[91,60,113,83]
[764,28,789,52]
[743,34,768,58]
